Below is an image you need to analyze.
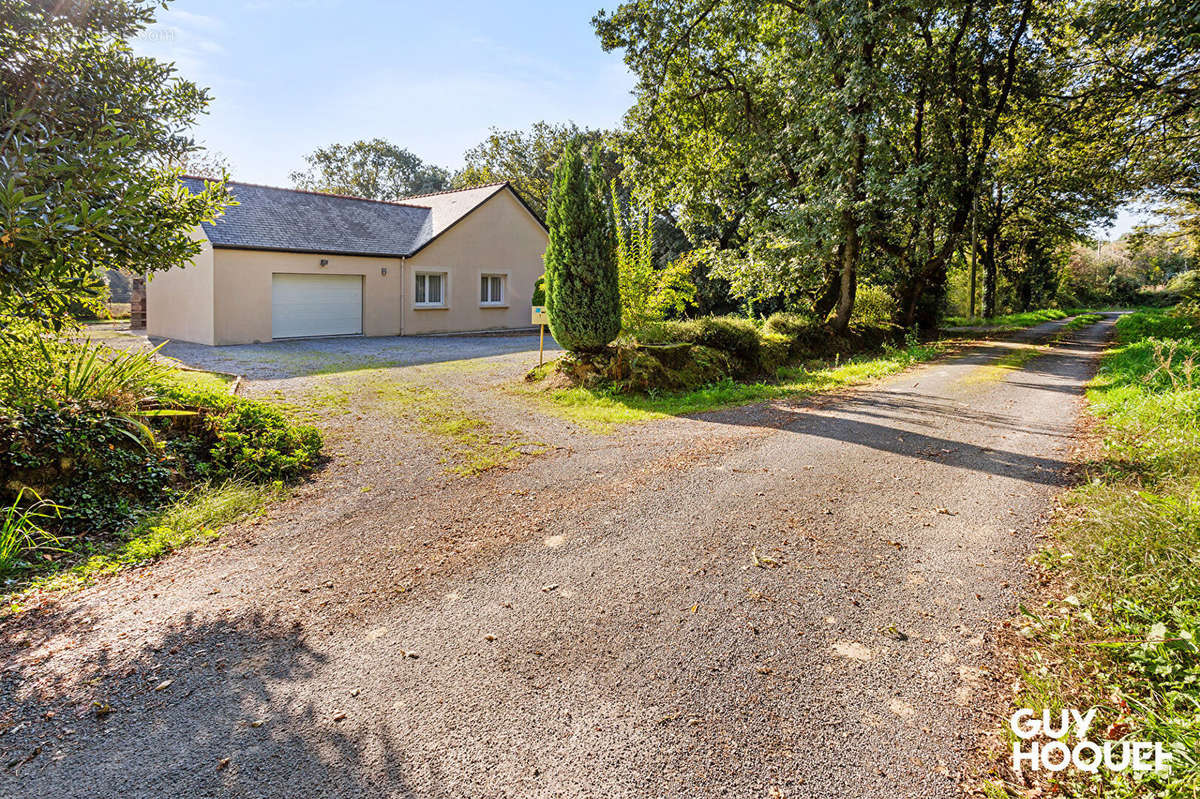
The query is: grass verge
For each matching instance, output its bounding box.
[977,306,1200,797]
[945,308,1070,329]
[6,481,280,608]
[523,341,948,431]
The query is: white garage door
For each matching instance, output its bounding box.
[271,273,363,339]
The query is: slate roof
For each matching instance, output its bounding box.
[181,178,524,257]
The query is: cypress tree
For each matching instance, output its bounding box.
[543,139,621,354]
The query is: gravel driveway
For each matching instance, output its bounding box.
[0,315,1116,798]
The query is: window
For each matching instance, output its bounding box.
[414,272,444,306]
[480,274,505,305]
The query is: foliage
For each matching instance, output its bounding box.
[204,401,322,483]
[532,275,546,306]
[612,186,696,329]
[849,285,897,329]
[454,121,617,218]
[290,138,450,200]
[0,489,61,577]
[596,0,1044,331]
[543,139,621,353]
[0,331,321,545]
[0,0,232,329]
[0,402,175,535]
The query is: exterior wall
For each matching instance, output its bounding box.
[403,189,547,335]
[211,249,403,345]
[146,227,215,344]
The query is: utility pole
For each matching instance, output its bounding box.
[968,195,978,319]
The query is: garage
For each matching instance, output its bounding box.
[271,273,363,339]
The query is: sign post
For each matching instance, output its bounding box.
[531,306,548,366]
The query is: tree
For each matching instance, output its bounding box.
[596,0,1041,332]
[544,140,621,353]
[611,185,696,329]
[173,143,234,180]
[454,121,617,218]
[290,139,449,200]
[0,0,231,329]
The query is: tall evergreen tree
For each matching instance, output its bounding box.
[543,140,621,353]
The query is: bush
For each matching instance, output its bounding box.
[205,402,322,483]
[849,284,897,328]
[690,316,761,365]
[532,276,546,307]
[1167,270,1200,302]
[0,403,174,535]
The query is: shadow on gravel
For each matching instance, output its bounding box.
[766,408,1072,486]
[0,610,412,799]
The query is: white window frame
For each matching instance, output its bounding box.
[479,272,507,307]
[413,271,447,308]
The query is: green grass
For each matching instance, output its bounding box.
[7,481,279,605]
[525,341,948,431]
[368,377,546,474]
[944,308,1070,328]
[985,306,1200,797]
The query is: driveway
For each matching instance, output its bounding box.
[84,324,562,380]
[0,315,1114,798]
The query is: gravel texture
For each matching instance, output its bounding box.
[0,315,1116,798]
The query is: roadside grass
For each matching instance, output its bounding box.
[6,481,279,607]
[524,341,948,431]
[980,306,1200,797]
[944,308,1070,329]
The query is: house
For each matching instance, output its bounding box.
[147,178,548,345]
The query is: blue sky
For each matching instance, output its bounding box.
[136,1,1148,238]
[135,1,633,186]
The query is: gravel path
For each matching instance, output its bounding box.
[0,315,1116,798]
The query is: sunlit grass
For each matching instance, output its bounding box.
[525,342,948,431]
[944,308,1070,328]
[9,481,279,604]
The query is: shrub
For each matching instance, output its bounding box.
[205,401,322,483]
[762,311,814,339]
[532,276,546,306]
[691,316,761,365]
[630,319,702,345]
[758,332,791,375]
[543,140,621,353]
[0,403,175,535]
[849,284,897,328]
[1167,270,1200,302]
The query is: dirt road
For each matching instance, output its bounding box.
[0,315,1116,798]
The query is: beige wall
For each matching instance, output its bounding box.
[211,249,402,344]
[147,186,547,345]
[147,227,215,345]
[403,188,547,335]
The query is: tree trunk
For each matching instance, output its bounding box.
[832,227,858,334]
[813,257,842,321]
[982,228,998,318]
